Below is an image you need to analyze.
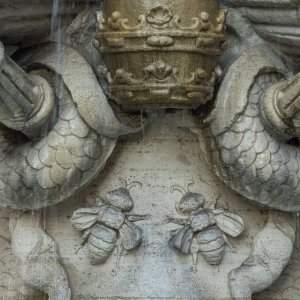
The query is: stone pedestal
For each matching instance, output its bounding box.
[44,111,270,299]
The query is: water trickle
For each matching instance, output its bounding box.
[140,109,145,141]
[45,0,68,141]
[51,0,64,97]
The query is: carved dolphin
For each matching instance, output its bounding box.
[209,46,300,212]
[0,44,120,210]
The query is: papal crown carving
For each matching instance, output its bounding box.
[96,1,226,110]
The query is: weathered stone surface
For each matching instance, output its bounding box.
[34,113,295,299]
[1,1,300,299]
[0,44,118,210]
[0,112,296,299]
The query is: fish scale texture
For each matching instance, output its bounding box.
[0,86,115,210]
[210,48,300,211]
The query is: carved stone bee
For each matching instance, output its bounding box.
[167,184,245,268]
[71,179,148,265]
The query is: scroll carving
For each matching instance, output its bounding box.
[229,212,295,299]
[10,212,71,300]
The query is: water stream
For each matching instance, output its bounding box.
[51,0,64,101]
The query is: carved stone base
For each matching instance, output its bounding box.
[0,111,288,299]
[0,111,296,299]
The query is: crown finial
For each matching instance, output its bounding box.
[96,0,226,111]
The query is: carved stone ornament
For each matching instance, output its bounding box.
[71,180,148,265]
[9,212,71,300]
[96,0,226,110]
[1,0,300,299]
[167,184,245,268]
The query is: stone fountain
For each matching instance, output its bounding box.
[0,0,300,299]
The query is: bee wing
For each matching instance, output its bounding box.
[168,225,194,255]
[214,210,245,237]
[71,207,100,231]
[119,219,143,250]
